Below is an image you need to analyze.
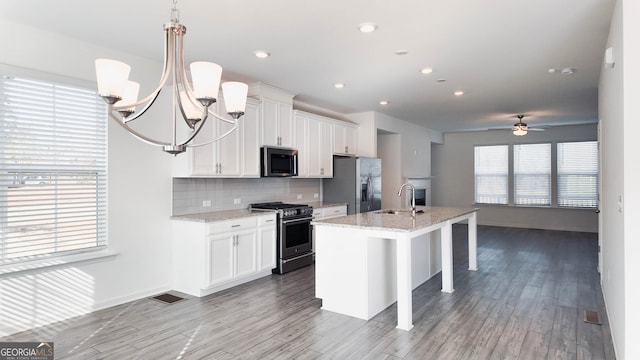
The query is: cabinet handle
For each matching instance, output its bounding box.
[265,219,274,223]
[345,146,348,153]
[320,168,324,175]
[231,224,241,227]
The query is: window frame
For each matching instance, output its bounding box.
[473,139,598,210]
[0,65,112,274]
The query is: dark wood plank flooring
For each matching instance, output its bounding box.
[1,225,616,359]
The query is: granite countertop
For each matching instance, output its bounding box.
[306,201,348,209]
[311,206,478,232]
[171,209,275,222]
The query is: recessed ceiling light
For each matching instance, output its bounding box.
[358,22,377,33]
[254,50,270,59]
[379,100,389,105]
[420,67,433,75]
[395,50,409,56]
[454,91,464,96]
[334,83,345,89]
[560,67,575,75]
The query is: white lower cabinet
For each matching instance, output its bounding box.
[258,216,277,272]
[208,228,257,286]
[172,213,276,297]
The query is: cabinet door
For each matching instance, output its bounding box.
[190,103,217,176]
[306,116,323,177]
[319,120,334,177]
[334,123,357,155]
[234,229,258,278]
[294,114,309,177]
[216,111,242,176]
[208,233,234,286]
[242,100,260,177]
[343,125,357,155]
[261,99,280,146]
[278,102,294,148]
[259,224,277,271]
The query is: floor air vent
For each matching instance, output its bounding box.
[584,310,601,325]
[151,293,185,304]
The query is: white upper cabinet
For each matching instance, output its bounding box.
[172,98,260,177]
[248,83,295,148]
[293,110,334,178]
[334,122,358,156]
[260,99,294,147]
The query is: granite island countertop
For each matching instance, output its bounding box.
[311,206,478,232]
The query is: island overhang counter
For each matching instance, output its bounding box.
[312,206,479,331]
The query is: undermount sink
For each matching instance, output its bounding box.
[376,209,425,215]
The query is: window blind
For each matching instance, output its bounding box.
[0,75,108,265]
[557,141,598,208]
[474,145,508,204]
[514,143,551,206]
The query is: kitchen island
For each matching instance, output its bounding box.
[312,206,478,331]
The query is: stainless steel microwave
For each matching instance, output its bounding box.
[260,147,298,177]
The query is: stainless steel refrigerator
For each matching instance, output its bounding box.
[322,156,382,215]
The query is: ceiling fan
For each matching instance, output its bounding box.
[511,115,546,136]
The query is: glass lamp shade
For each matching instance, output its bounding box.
[114,81,140,113]
[221,82,248,115]
[190,62,222,101]
[95,59,131,100]
[179,91,204,120]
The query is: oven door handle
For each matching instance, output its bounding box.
[282,217,313,225]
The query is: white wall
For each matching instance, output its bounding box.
[0,21,173,336]
[348,111,442,209]
[431,124,599,232]
[599,1,640,358]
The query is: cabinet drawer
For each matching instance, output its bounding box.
[258,214,277,227]
[208,216,257,234]
[322,206,347,218]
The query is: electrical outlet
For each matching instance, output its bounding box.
[297,194,303,199]
[202,200,211,207]
[314,193,319,199]
[233,198,241,205]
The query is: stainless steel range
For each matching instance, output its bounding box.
[250,202,314,274]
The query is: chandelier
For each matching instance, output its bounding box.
[512,115,528,136]
[94,1,248,155]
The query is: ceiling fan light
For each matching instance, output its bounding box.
[513,128,528,136]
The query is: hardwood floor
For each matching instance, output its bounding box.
[1,225,616,359]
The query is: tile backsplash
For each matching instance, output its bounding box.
[172,177,321,215]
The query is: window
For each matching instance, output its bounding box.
[557,141,598,208]
[514,143,551,206]
[474,145,508,204]
[0,74,108,266]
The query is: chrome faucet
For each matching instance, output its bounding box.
[397,183,416,214]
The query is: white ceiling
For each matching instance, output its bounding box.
[2,0,615,133]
